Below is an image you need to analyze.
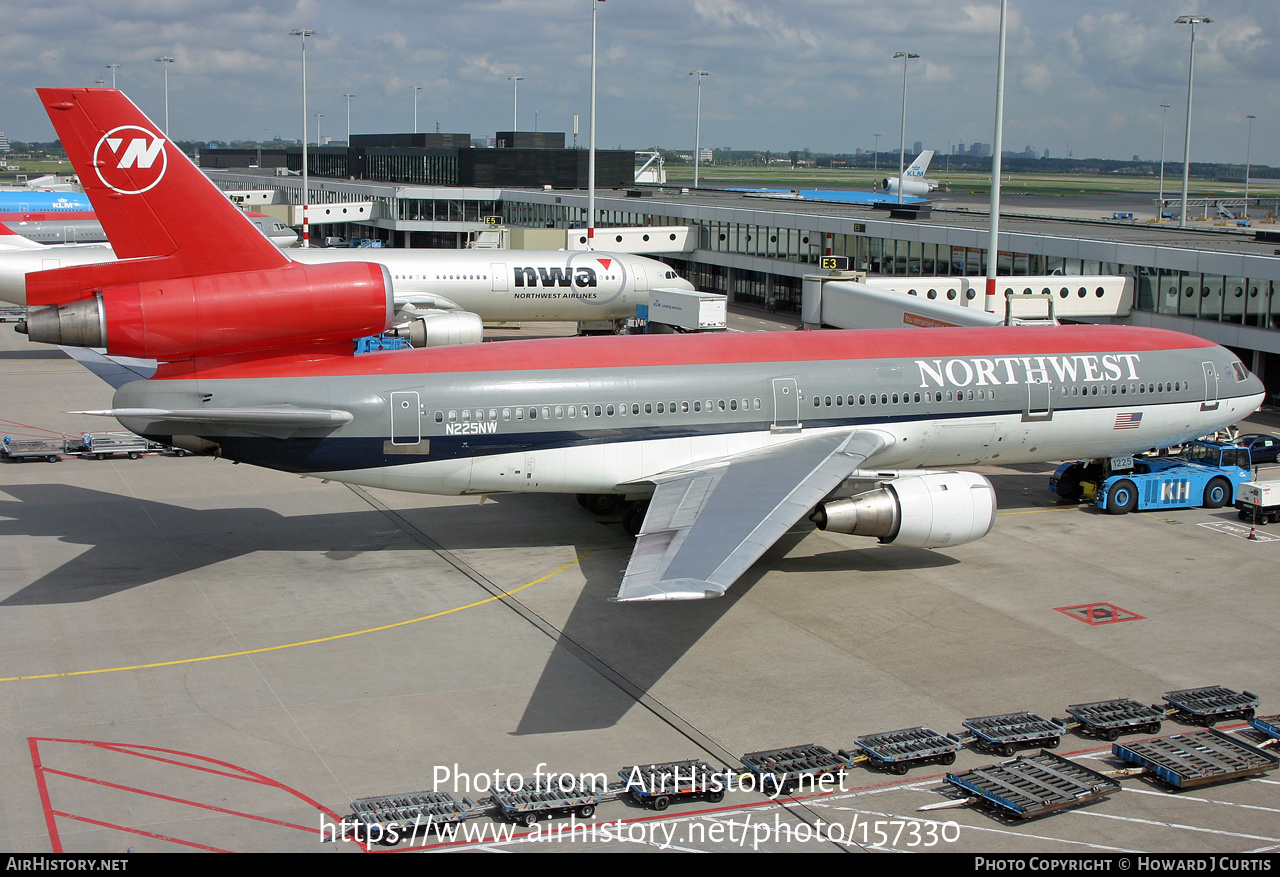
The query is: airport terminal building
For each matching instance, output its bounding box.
[206,163,1280,399]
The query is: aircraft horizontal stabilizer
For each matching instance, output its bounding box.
[60,346,158,388]
[74,406,354,428]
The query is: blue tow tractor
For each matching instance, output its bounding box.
[1050,440,1254,515]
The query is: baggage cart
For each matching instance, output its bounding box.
[739,744,856,795]
[76,431,150,460]
[1063,698,1165,741]
[491,774,609,825]
[349,790,477,845]
[962,712,1067,757]
[1111,730,1278,789]
[1247,715,1280,744]
[848,726,962,774]
[620,760,727,810]
[2,435,67,462]
[1162,686,1259,726]
[945,751,1119,820]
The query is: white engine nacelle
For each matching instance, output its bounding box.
[881,177,936,197]
[393,310,484,347]
[809,471,996,548]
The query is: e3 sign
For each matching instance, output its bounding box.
[820,256,849,271]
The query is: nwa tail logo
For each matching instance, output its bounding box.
[93,125,168,195]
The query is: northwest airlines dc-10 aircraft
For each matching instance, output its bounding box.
[19,88,1266,602]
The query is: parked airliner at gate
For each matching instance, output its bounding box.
[18,88,1267,603]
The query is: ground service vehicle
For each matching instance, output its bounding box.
[646,288,727,331]
[1236,480,1280,524]
[1051,441,1253,515]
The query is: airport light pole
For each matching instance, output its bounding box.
[984,0,1008,313]
[413,86,423,134]
[690,70,709,187]
[155,56,174,136]
[1244,114,1255,220]
[873,132,881,184]
[1176,15,1211,229]
[105,63,119,89]
[508,75,523,132]
[343,93,355,142]
[893,52,919,205]
[1158,102,1170,217]
[587,0,602,249]
[289,28,314,247]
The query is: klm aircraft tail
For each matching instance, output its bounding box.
[906,149,934,177]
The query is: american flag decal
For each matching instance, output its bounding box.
[1114,412,1143,429]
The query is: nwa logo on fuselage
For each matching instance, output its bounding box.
[512,257,613,288]
[92,125,168,195]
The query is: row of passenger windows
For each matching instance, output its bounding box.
[392,274,487,280]
[429,378,1199,427]
[1063,381,1184,396]
[811,380,1189,408]
[814,391,986,406]
[435,398,764,423]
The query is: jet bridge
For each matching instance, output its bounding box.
[802,272,1132,331]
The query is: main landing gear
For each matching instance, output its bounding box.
[576,494,650,537]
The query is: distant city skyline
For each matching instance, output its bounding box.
[2,2,1277,167]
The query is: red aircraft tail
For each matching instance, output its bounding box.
[35,88,287,285]
[22,88,391,363]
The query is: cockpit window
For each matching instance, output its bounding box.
[1231,362,1248,382]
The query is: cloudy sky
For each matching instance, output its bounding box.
[3,1,1277,165]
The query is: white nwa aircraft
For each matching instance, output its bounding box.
[0,242,689,345]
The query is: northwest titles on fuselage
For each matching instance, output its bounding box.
[917,353,1143,389]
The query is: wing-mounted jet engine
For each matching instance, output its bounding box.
[809,471,996,548]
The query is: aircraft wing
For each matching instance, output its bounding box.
[393,300,464,322]
[614,430,888,602]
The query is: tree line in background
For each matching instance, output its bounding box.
[8,140,1278,182]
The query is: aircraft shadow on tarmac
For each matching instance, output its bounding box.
[0,349,71,360]
[0,483,959,735]
[511,531,961,735]
[0,482,635,605]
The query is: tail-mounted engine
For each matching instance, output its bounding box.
[810,471,996,548]
[19,260,393,361]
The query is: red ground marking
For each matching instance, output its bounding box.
[28,737,346,853]
[1054,602,1146,625]
[50,811,231,853]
